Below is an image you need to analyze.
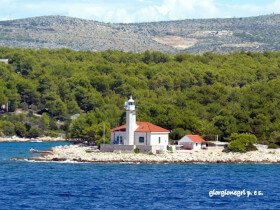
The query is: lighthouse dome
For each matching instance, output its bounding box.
[128,96,134,103]
[125,96,135,111]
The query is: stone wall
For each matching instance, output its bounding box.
[136,145,153,153]
[100,144,135,153]
[100,144,165,154]
[136,145,163,154]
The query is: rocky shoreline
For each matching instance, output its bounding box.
[12,144,280,164]
[0,136,68,143]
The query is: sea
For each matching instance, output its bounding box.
[0,142,279,210]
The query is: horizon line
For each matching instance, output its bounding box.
[0,13,279,24]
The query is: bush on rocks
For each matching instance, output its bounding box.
[134,148,140,154]
[268,143,279,149]
[227,133,257,153]
[48,130,59,138]
[245,143,258,151]
[0,121,15,137]
[15,122,28,137]
[27,128,41,138]
[227,140,245,152]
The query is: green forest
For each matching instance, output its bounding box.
[1,47,280,145]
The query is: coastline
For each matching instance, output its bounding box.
[13,144,280,164]
[0,136,69,143]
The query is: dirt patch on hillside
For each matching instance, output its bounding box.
[223,42,263,48]
[191,30,233,37]
[153,36,198,50]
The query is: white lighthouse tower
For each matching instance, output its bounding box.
[125,96,137,145]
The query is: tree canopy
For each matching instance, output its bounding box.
[1,47,280,144]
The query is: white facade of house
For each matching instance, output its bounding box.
[134,132,169,146]
[192,142,204,150]
[178,135,205,150]
[134,132,148,145]
[111,130,169,147]
[150,133,169,146]
[110,97,170,150]
[111,131,126,144]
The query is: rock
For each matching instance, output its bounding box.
[52,157,67,161]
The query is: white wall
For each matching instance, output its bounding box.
[111,131,126,144]
[193,143,202,150]
[125,111,136,145]
[180,142,193,149]
[112,131,169,148]
[180,143,203,150]
[134,132,149,145]
[150,133,169,147]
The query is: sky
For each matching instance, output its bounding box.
[0,0,279,23]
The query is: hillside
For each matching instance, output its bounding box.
[0,14,280,54]
[1,47,280,144]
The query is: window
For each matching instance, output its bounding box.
[139,137,144,143]
[196,143,198,146]
[159,137,161,144]
[120,136,123,143]
[117,136,119,141]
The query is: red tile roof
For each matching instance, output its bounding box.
[110,124,126,132]
[111,122,170,133]
[187,135,205,143]
[135,122,170,132]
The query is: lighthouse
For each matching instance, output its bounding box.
[125,96,137,145]
[110,97,170,152]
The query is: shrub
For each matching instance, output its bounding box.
[227,133,257,153]
[15,122,27,137]
[40,113,51,130]
[170,128,186,140]
[228,133,257,144]
[60,122,70,132]
[0,121,15,137]
[20,102,28,111]
[268,143,279,149]
[50,120,58,130]
[24,123,31,131]
[27,128,41,138]
[228,140,246,152]
[48,130,59,138]
[134,147,140,154]
[245,143,258,151]
[27,111,34,118]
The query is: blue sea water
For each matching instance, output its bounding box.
[0,142,280,209]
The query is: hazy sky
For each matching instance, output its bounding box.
[0,0,279,23]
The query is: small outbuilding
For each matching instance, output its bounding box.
[178,135,206,150]
[0,59,8,64]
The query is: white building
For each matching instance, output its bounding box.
[178,135,206,150]
[0,59,8,64]
[110,97,170,149]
